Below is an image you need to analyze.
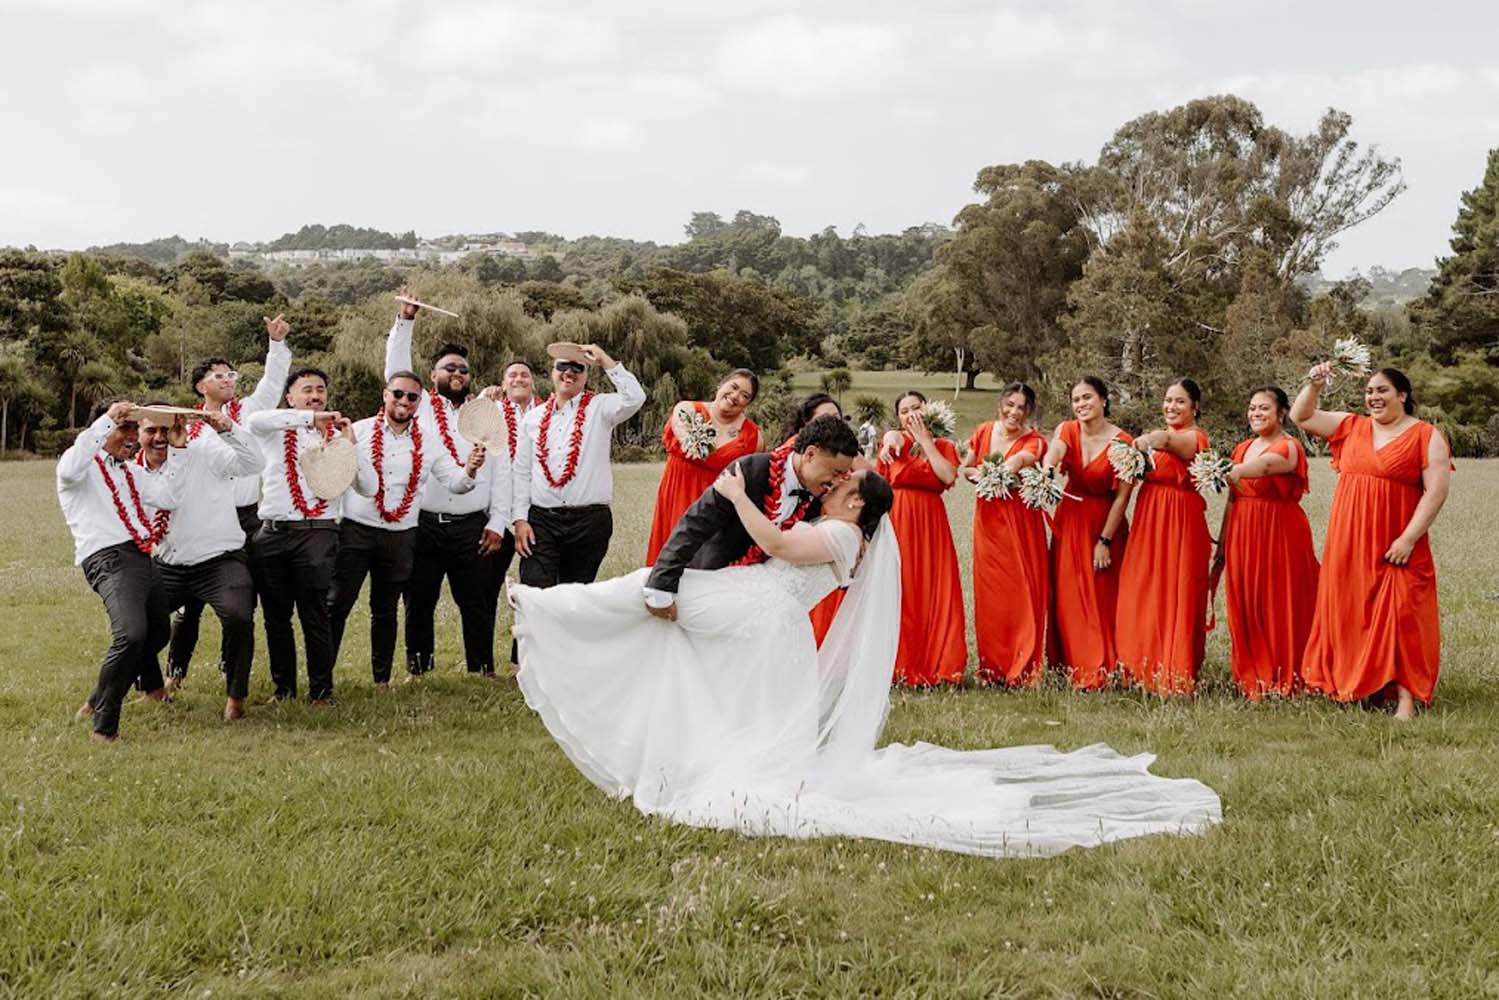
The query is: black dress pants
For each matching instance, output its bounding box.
[518,505,613,588]
[403,510,498,675]
[328,520,417,684]
[168,504,261,679]
[80,542,170,737]
[251,519,339,700]
[158,551,255,699]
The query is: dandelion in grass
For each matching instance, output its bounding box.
[1018,465,1068,515]
[908,399,957,455]
[973,455,1019,501]
[1107,439,1153,484]
[1188,450,1235,497]
[678,409,718,460]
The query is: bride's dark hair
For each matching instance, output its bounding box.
[855,473,894,540]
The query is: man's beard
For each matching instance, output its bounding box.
[436,380,467,404]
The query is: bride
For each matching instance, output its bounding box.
[509,466,1221,858]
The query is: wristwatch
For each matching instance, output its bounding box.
[1097,534,1113,546]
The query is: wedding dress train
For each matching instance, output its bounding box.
[509,519,1221,858]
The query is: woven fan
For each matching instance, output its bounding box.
[301,435,358,499]
[457,398,509,452]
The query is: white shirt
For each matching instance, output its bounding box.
[642,451,806,608]
[511,364,646,522]
[142,426,264,567]
[55,415,191,565]
[344,415,477,531]
[384,317,513,531]
[246,409,374,521]
[498,394,537,530]
[192,336,292,509]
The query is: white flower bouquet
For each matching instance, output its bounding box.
[1107,439,1154,484]
[973,455,1020,501]
[1018,465,1069,515]
[678,408,718,460]
[908,399,957,455]
[1188,450,1235,497]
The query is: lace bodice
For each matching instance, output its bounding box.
[759,520,860,611]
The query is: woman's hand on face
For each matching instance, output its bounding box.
[713,464,748,502]
[902,409,934,445]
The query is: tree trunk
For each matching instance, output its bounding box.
[69,384,79,429]
[965,368,979,391]
[954,347,966,396]
[1,400,7,456]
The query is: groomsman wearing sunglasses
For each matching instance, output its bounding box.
[511,345,645,596]
[328,371,489,688]
[385,301,515,679]
[166,313,293,690]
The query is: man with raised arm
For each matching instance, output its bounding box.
[385,298,515,678]
[246,367,366,705]
[510,344,645,592]
[56,399,190,742]
[480,359,538,587]
[134,405,264,721]
[166,313,293,690]
[329,370,488,689]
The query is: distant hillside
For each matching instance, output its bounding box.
[1301,266,1435,307]
[87,235,229,265]
[262,224,416,251]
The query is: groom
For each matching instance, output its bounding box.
[643,413,861,620]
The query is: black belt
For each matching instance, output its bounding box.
[261,518,338,532]
[420,509,487,525]
[531,504,610,514]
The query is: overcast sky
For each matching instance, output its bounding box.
[2,0,1495,275]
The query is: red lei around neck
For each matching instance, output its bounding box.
[188,398,241,441]
[284,423,331,518]
[429,393,462,464]
[731,438,810,566]
[98,454,164,553]
[536,391,594,490]
[371,412,424,523]
[500,397,522,460]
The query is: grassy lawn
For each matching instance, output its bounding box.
[3,437,1497,995]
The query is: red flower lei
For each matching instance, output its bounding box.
[536,391,594,489]
[731,438,811,566]
[188,398,241,442]
[132,449,174,543]
[429,393,462,464]
[500,397,521,460]
[96,455,164,553]
[371,411,424,523]
[284,423,330,518]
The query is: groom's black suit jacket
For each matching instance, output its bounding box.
[644,450,822,595]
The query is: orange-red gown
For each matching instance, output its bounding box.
[1048,421,1132,690]
[967,422,1049,686]
[1222,436,1319,699]
[1302,416,1446,705]
[879,436,968,686]
[1115,428,1212,696]
[644,403,760,566]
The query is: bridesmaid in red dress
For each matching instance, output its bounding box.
[960,382,1048,686]
[1043,377,1134,690]
[644,369,761,565]
[1209,386,1320,699]
[1115,378,1213,697]
[878,390,967,686]
[1291,365,1452,720]
[781,394,850,645]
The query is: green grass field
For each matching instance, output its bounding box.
[3,439,1498,996]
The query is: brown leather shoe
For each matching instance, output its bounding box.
[309,696,335,708]
[224,698,245,721]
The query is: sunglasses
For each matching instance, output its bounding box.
[439,364,470,375]
[554,361,586,374]
[387,389,422,403]
[204,370,239,382]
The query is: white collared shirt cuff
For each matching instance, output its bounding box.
[643,587,675,608]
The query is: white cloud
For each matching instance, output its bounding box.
[68,63,156,108]
[568,116,640,151]
[717,16,899,99]
[411,6,617,72]
[739,160,811,187]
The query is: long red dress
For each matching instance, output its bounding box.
[1302,416,1446,705]
[1048,421,1132,690]
[1222,436,1319,699]
[879,436,968,686]
[645,403,760,565]
[967,422,1049,687]
[1115,428,1212,696]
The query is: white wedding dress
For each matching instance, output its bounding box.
[510,518,1221,858]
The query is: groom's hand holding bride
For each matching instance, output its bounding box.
[713,464,748,503]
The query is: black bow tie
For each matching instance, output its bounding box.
[791,488,813,502]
